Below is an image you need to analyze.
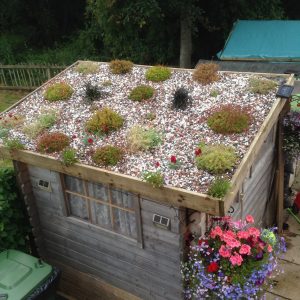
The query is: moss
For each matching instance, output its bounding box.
[74,61,99,74]
[92,145,123,166]
[248,77,277,94]
[129,85,154,102]
[195,144,237,174]
[207,178,230,198]
[109,59,133,74]
[145,66,171,82]
[36,132,70,153]
[193,63,219,85]
[85,107,124,135]
[44,82,73,101]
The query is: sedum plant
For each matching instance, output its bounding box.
[75,61,99,74]
[142,170,164,188]
[61,148,78,166]
[193,63,219,85]
[129,85,155,102]
[44,82,73,101]
[36,132,70,153]
[248,77,277,94]
[109,59,133,74]
[195,144,237,174]
[0,113,24,129]
[145,66,171,82]
[207,178,231,198]
[92,145,123,166]
[4,138,25,151]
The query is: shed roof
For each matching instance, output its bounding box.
[218,20,300,61]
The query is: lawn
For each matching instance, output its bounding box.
[0,89,29,168]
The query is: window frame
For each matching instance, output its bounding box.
[60,174,143,246]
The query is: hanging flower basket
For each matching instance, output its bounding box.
[181,216,286,299]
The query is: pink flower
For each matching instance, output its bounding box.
[248,227,260,238]
[237,231,250,240]
[155,162,160,167]
[267,244,273,253]
[239,244,251,255]
[219,245,231,258]
[210,226,223,238]
[226,238,241,248]
[246,215,254,223]
[229,253,243,266]
[170,155,177,163]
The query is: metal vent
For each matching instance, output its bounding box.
[152,214,170,230]
[37,179,51,192]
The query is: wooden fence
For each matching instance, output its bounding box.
[0,65,66,90]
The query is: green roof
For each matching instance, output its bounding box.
[218,20,300,61]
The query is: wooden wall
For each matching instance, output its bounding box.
[25,164,185,300]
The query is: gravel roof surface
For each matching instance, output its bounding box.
[2,62,282,193]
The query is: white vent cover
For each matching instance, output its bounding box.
[37,179,51,192]
[152,214,170,230]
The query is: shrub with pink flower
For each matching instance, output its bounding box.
[181,216,286,299]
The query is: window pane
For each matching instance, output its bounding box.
[65,175,84,194]
[91,201,112,229]
[113,208,137,239]
[68,194,88,220]
[111,188,136,209]
[88,182,109,201]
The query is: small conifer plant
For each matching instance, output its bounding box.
[145,66,171,82]
[44,82,73,101]
[193,63,219,85]
[109,59,133,74]
[173,87,190,110]
[92,145,123,166]
[36,132,70,153]
[129,85,154,102]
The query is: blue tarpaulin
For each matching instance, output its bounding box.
[218,20,300,61]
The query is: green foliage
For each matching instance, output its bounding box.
[193,63,219,85]
[44,82,73,101]
[195,144,237,174]
[109,59,133,74]
[283,111,300,157]
[75,61,99,74]
[145,66,171,82]
[0,114,24,129]
[127,125,162,152]
[210,89,219,97]
[142,170,164,188]
[0,168,29,252]
[173,87,190,110]
[23,110,57,138]
[0,127,9,139]
[207,178,230,198]
[61,148,78,166]
[4,138,25,151]
[207,104,251,134]
[129,85,155,101]
[248,77,277,94]
[145,112,156,121]
[85,107,124,135]
[84,82,102,103]
[92,145,123,166]
[36,132,70,153]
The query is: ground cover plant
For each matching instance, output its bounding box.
[92,145,123,166]
[193,63,219,85]
[129,85,154,102]
[142,170,164,188]
[44,82,73,101]
[248,77,277,94]
[61,148,78,166]
[207,178,230,198]
[75,61,99,74]
[0,113,24,128]
[145,66,171,82]
[36,132,70,153]
[109,59,133,74]
[4,138,25,151]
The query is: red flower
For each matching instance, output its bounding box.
[72,134,77,139]
[87,138,93,144]
[8,113,13,118]
[155,161,160,167]
[195,148,202,156]
[170,155,177,163]
[207,262,219,273]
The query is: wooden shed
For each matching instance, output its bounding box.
[0,61,294,299]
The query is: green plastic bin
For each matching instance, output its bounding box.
[0,250,57,300]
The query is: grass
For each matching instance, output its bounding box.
[0,90,29,168]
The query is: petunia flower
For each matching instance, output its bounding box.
[246,215,254,223]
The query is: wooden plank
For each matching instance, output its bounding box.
[0,148,221,214]
[223,74,294,213]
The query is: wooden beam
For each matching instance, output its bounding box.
[223,74,295,213]
[0,147,222,215]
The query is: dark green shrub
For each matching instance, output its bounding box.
[142,170,164,188]
[109,59,133,74]
[249,77,277,94]
[145,66,171,82]
[75,61,99,74]
[85,107,124,135]
[84,82,102,103]
[92,145,123,166]
[173,87,190,110]
[207,178,231,198]
[129,85,155,102]
[36,132,70,153]
[193,63,219,85]
[44,82,73,101]
[195,144,237,174]
[0,168,29,252]
[61,148,78,166]
[207,104,251,134]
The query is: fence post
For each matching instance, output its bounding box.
[47,68,51,80]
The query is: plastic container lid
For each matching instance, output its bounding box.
[0,249,52,300]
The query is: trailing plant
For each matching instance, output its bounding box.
[36,132,70,153]
[0,113,24,128]
[142,170,164,188]
[44,82,73,101]
[207,104,251,134]
[193,63,219,85]
[61,148,78,166]
[129,85,155,102]
[248,77,277,94]
[92,145,123,166]
[84,82,102,103]
[207,178,231,198]
[127,125,162,152]
[0,168,30,252]
[74,61,99,74]
[195,144,237,174]
[85,107,124,135]
[173,87,190,110]
[145,66,171,82]
[4,138,25,151]
[109,59,133,74]
[283,111,300,157]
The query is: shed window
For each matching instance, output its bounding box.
[61,175,142,242]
